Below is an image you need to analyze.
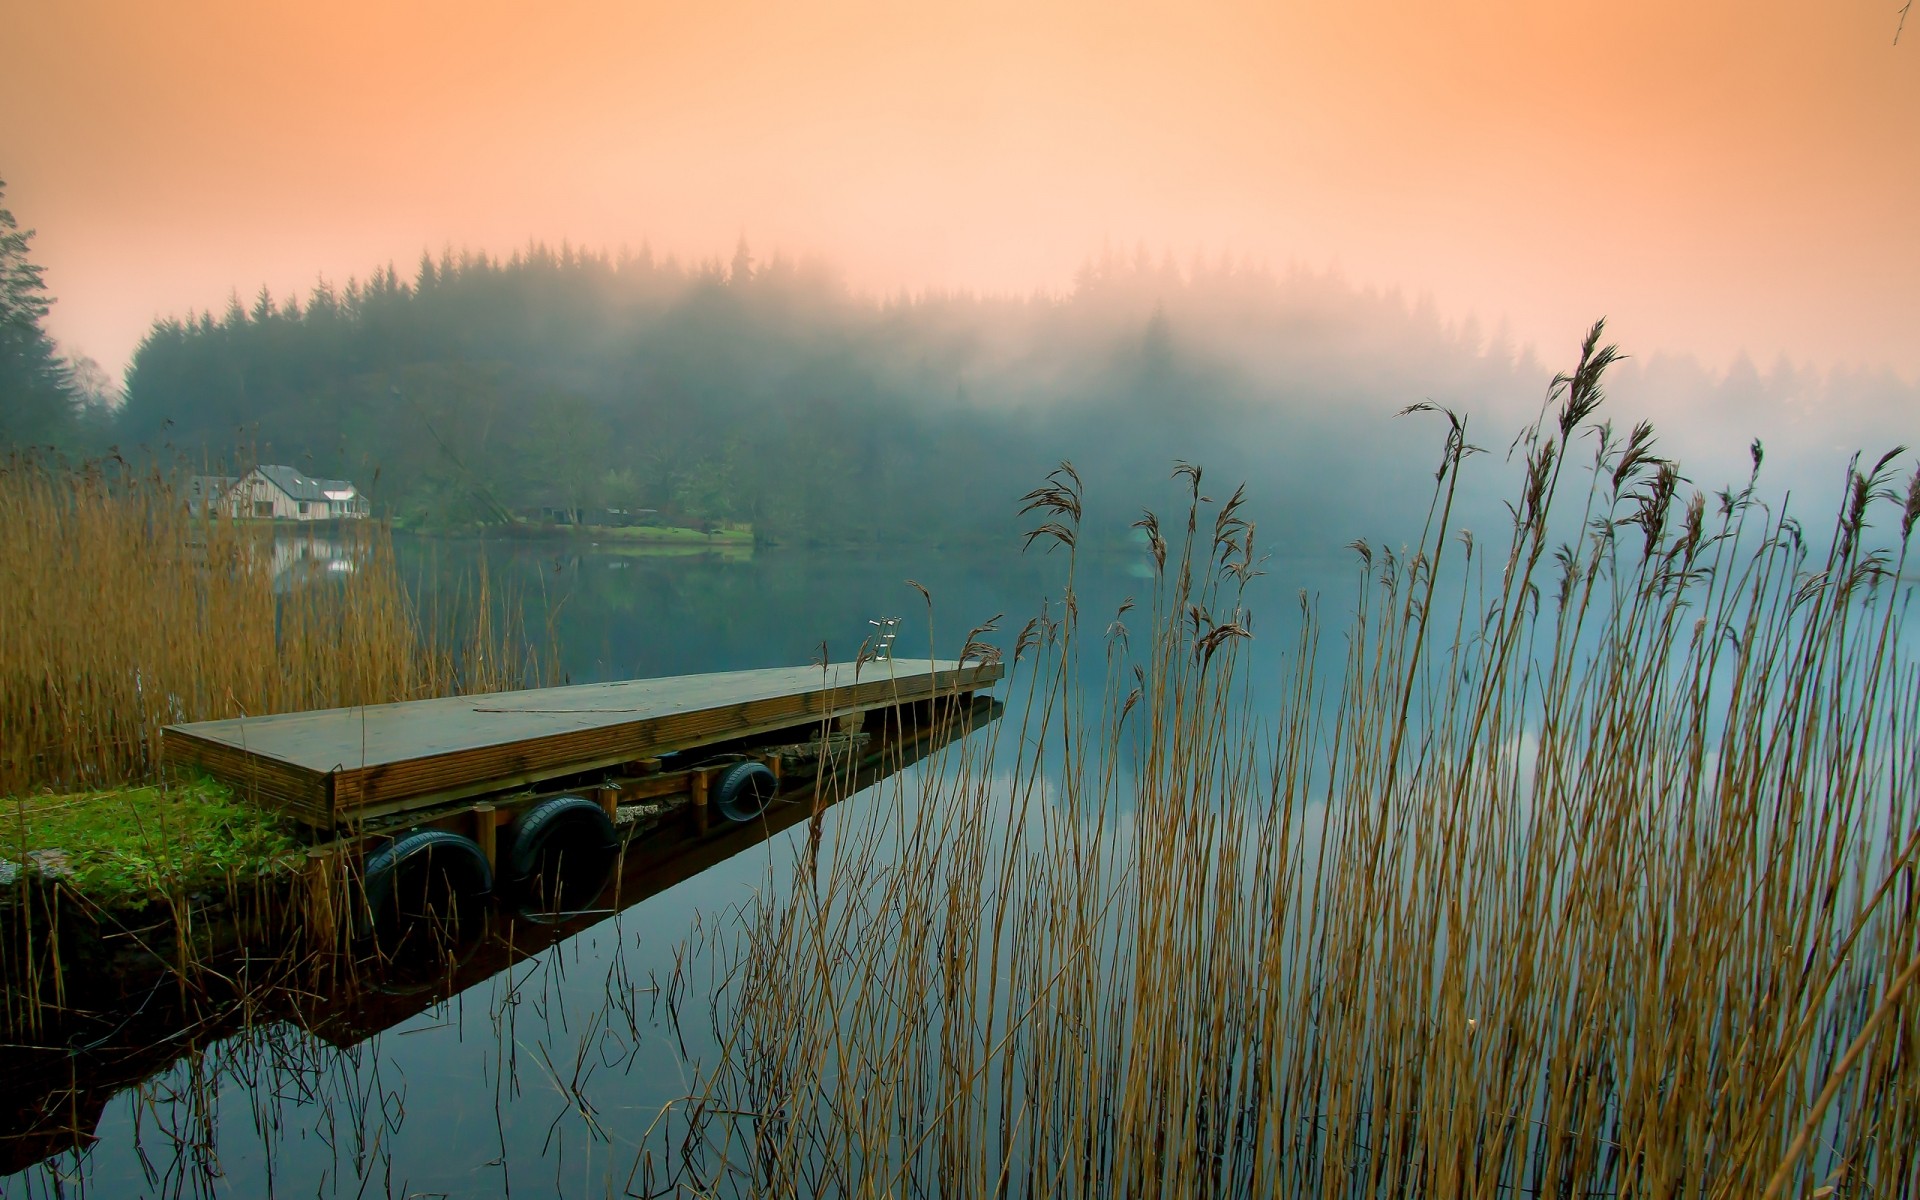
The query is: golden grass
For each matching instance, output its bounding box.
[0,456,549,796]
[663,324,1920,1197]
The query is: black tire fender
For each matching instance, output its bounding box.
[713,761,777,823]
[504,796,618,908]
[361,829,493,933]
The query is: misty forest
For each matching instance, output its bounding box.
[10,178,1916,546]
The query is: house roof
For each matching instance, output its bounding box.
[254,465,358,502]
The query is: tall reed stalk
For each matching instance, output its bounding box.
[0,456,548,796]
[666,323,1919,1197]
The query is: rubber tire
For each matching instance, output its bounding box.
[505,796,618,913]
[361,829,493,940]
[714,761,777,823]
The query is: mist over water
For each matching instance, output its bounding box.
[106,247,1915,568]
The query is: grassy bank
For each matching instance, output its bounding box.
[4,777,299,906]
[424,519,756,544]
[667,325,1920,1196]
[580,523,752,544]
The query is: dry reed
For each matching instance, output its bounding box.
[0,455,548,796]
[660,323,1919,1197]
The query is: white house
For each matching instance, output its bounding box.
[226,465,370,521]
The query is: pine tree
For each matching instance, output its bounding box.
[0,177,75,446]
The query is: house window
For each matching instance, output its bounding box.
[298,502,309,515]
[254,501,273,518]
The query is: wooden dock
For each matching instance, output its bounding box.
[304,692,1003,1048]
[5,695,1003,1173]
[163,658,1001,830]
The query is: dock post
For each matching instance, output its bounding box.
[305,847,338,949]
[472,803,497,869]
[302,845,343,990]
[691,771,710,834]
[595,785,620,821]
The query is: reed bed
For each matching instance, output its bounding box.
[0,456,548,796]
[663,324,1920,1197]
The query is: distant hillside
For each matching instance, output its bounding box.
[117,242,1909,548]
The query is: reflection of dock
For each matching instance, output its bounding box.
[163,659,1000,831]
[0,694,1001,1175]
[305,692,1002,1048]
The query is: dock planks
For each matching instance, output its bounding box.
[162,658,1000,829]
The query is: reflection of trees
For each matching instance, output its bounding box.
[390,537,1071,685]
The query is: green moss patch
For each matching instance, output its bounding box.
[2,777,302,906]
[589,524,754,543]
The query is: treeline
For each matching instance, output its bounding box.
[23,215,1909,548]
[113,241,1544,544]
[1,180,118,448]
[120,244,1038,538]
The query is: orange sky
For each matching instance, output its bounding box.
[5,0,1917,381]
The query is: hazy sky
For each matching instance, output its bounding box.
[5,0,1917,381]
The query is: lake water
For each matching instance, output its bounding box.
[0,533,1365,1198]
[9,520,1909,1198]
[394,533,1359,689]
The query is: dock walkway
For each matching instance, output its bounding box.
[164,659,1000,829]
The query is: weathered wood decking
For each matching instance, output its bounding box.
[163,658,1001,829]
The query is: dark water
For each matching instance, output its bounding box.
[1,535,1360,1199]
[9,521,1909,1196]
[398,534,1354,685]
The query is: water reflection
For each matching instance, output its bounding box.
[265,531,362,591]
[393,535,1359,704]
[8,516,1907,1195]
[2,533,1357,1196]
[0,691,1000,1192]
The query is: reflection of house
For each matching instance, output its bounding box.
[186,475,238,516]
[269,534,358,591]
[227,466,370,520]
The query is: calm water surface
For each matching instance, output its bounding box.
[10,526,1902,1197]
[2,535,1357,1199]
